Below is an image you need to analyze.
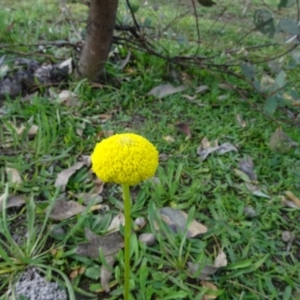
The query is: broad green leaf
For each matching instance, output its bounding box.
[85,265,101,280]
[240,62,255,79]
[275,70,286,88]
[278,0,296,9]
[264,96,278,114]
[277,18,299,36]
[254,9,275,38]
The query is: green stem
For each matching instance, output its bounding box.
[122,184,131,300]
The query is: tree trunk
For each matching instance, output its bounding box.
[77,0,118,81]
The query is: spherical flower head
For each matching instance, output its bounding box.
[91,133,159,186]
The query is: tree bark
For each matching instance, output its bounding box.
[77,0,118,81]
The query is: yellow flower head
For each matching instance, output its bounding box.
[91,133,159,185]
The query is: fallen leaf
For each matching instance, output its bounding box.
[234,169,251,183]
[79,155,91,167]
[269,127,297,153]
[49,199,85,221]
[238,157,257,181]
[94,178,105,194]
[57,90,80,107]
[139,233,156,246]
[201,281,218,300]
[163,135,175,143]
[214,250,227,268]
[76,230,123,258]
[195,85,209,94]
[5,167,22,185]
[155,207,208,237]
[217,95,229,101]
[280,196,300,209]
[118,50,131,70]
[236,114,247,128]
[147,83,187,99]
[54,161,85,191]
[101,255,115,292]
[0,194,25,211]
[78,193,103,205]
[107,213,125,232]
[175,123,192,138]
[197,137,237,161]
[285,191,300,208]
[281,231,294,242]
[216,143,237,155]
[187,262,219,280]
[15,124,39,136]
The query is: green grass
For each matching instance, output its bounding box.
[1,0,300,299]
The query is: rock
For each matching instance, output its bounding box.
[139,233,155,246]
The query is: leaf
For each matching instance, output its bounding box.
[264,96,278,115]
[216,143,238,155]
[240,62,255,79]
[269,127,297,153]
[163,135,175,143]
[100,255,115,292]
[278,0,296,9]
[54,161,85,191]
[107,213,125,232]
[275,70,286,88]
[49,199,85,220]
[238,157,257,181]
[201,281,219,300]
[175,123,192,138]
[197,0,216,7]
[156,207,208,237]
[188,250,227,280]
[277,18,299,36]
[76,230,123,258]
[57,90,80,107]
[85,265,101,280]
[5,167,22,185]
[195,85,209,94]
[0,194,25,212]
[285,191,300,208]
[253,9,275,38]
[78,193,103,205]
[118,50,131,70]
[147,83,187,99]
[236,114,247,128]
[214,250,228,268]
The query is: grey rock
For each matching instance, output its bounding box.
[8,267,67,300]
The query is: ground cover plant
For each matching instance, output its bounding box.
[1,0,300,299]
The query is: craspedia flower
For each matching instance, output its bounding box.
[91,133,159,185]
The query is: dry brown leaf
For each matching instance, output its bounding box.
[94,177,105,194]
[5,167,22,185]
[285,191,300,208]
[214,250,227,268]
[98,114,112,124]
[57,90,80,107]
[236,114,246,128]
[156,207,208,237]
[79,155,91,167]
[269,127,297,153]
[163,135,175,143]
[107,213,125,232]
[175,123,192,139]
[201,281,218,300]
[54,161,85,191]
[101,255,115,292]
[197,137,237,161]
[147,83,187,99]
[0,194,25,211]
[195,85,209,94]
[49,199,85,221]
[78,193,103,205]
[76,230,123,258]
[15,124,39,136]
[239,157,257,181]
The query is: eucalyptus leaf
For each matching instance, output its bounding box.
[277,18,299,36]
[253,9,275,38]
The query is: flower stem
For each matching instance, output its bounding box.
[122,183,131,300]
